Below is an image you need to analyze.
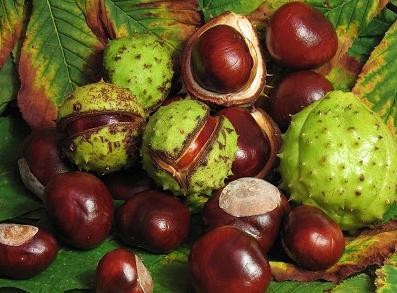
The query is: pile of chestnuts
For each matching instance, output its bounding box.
[3,2,349,292]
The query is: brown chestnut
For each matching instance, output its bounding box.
[102,167,154,200]
[117,190,190,253]
[18,128,70,200]
[189,226,271,293]
[96,248,153,293]
[0,224,58,279]
[44,172,113,249]
[203,177,288,253]
[270,71,333,131]
[282,205,345,270]
[266,2,338,69]
[182,12,266,106]
[218,107,280,180]
[191,25,253,93]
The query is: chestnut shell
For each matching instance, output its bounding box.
[182,12,266,106]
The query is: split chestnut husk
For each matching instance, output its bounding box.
[57,81,146,175]
[141,99,238,206]
[182,12,266,107]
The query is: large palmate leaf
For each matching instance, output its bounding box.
[0,0,25,68]
[0,116,41,221]
[375,252,397,292]
[17,0,104,129]
[271,222,397,283]
[0,55,19,114]
[267,280,334,293]
[77,0,202,52]
[353,19,397,133]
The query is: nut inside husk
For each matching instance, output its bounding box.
[182,12,266,106]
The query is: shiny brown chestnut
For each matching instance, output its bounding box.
[18,128,70,200]
[266,2,338,69]
[117,190,190,253]
[218,107,280,180]
[189,226,271,293]
[282,205,345,270]
[182,12,266,106]
[270,71,333,131]
[203,178,288,253]
[0,224,58,279]
[96,248,153,293]
[102,167,154,200]
[44,172,113,249]
[191,25,253,94]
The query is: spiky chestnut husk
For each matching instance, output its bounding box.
[279,91,397,231]
[104,34,174,112]
[141,99,238,204]
[57,81,146,174]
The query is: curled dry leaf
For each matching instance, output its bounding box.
[271,221,397,283]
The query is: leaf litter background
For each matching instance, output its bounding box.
[2,0,397,292]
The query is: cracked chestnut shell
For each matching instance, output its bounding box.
[141,99,238,207]
[57,81,146,175]
[182,12,266,106]
[44,172,113,249]
[18,128,70,200]
[218,107,280,180]
[0,224,58,279]
[203,178,288,253]
[96,248,153,293]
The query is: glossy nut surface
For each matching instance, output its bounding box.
[44,172,113,249]
[189,226,271,293]
[270,71,333,131]
[282,205,345,270]
[96,248,153,293]
[18,128,70,199]
[191,25,253,93]
[117,190,190,253]
[218,108,270,179]
[266,2,338,69]
[203,178,287,253]
[0,224,58,279]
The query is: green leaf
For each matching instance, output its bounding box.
[77,0,202,52]
[383,203,397,223]
[0,238,191,293]
[17,0,104,129]
[331,274,374,293]
[0,116,41,221]
[267,280,334,293]
[0,56,19,114]
[352,19,397,133]
[0,0,25,68]
[375,252,397,292]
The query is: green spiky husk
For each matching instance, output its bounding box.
[141,99,238,200]
[279,91,397,231]
[104,34,174,112]
[58,81,145,174]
